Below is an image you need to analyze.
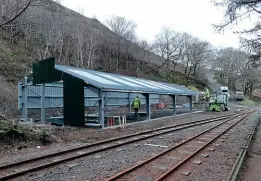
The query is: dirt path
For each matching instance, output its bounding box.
[239,122,261,181]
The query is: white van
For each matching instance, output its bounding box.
[219,86,230,99]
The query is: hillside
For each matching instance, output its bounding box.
[0,0,206,118]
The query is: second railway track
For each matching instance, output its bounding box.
[105,111,253,181]
[0,113,247,180]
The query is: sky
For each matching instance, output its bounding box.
[61,0,251,49]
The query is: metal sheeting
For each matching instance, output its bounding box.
[55,65,196,95]
[18,84,159,109]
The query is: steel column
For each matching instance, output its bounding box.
[172,95,176,115]
[189,95,193,112]
[23,77,28,122]
[104,92,108,115]
[145,94,151,120]
[128,92,131,112]
[41,83,45,124]
[19,82,24,121]
[99,90,105,128]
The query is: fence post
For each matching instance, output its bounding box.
[123,115,126,128]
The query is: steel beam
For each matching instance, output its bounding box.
[86,84,100,94]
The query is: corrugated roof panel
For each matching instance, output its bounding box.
[146,80,181,92]
[135,79,170,90]
[55,65,196,95]
[67,69,120,86]
[95,72,143,88]
[119,76,160,89]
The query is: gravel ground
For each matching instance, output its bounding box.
[238,115,261,181]
[0,110,238,166]
[174,110,260,181]
[115,117,240,181]
[14,117,230,181]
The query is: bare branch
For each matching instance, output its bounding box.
[0,0,32,28]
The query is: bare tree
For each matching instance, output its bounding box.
[105,15,137,42]
[214,0,261,98]
[211,47,261,95]
[135,39,153,73]
[240,54,261,97]
[153,27,183,69]
[178,33,212,85]
[214,0,261,53]
[105,15,138,72]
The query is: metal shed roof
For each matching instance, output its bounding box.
[55,65,196,95]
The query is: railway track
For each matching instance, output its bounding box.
[106,111,253,181]
[0,113,246,180]
[227,116,260,181]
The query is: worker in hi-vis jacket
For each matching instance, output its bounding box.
[132,96,141,120]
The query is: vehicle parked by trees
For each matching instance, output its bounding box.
[235,91,244,101]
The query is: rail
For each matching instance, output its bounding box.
[106,111,253,181]
[227,116,261,181]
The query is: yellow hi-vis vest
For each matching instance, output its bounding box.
[205,88,210,98]
[132,98,141,108]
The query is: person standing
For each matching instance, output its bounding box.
[205,88,210,102]
[132,96,141,120]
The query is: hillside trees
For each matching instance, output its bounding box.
[0,2,155,77]
[105,15,137,72]
[214,0,261,53]
[151,29,212,85]
[136,40,153,74]
[211,48,261,97]
[153,27,183,69]
[0,0,215,87]
[0,0,32,28]
[105,15,137,42]
[214,0,261,97]
[178,33,212,85]
[212,48,247,89]
[240,55,261,97]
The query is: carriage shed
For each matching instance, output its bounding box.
[32,57,197,128]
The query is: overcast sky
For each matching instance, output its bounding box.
[61,0,251,49]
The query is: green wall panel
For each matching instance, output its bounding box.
[63,73,85,126]
[33,57,62,84]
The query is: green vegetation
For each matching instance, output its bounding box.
[242,98,258,106]
[0,120,27,143]
[0,119,54,146]
[213,72,222,84]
